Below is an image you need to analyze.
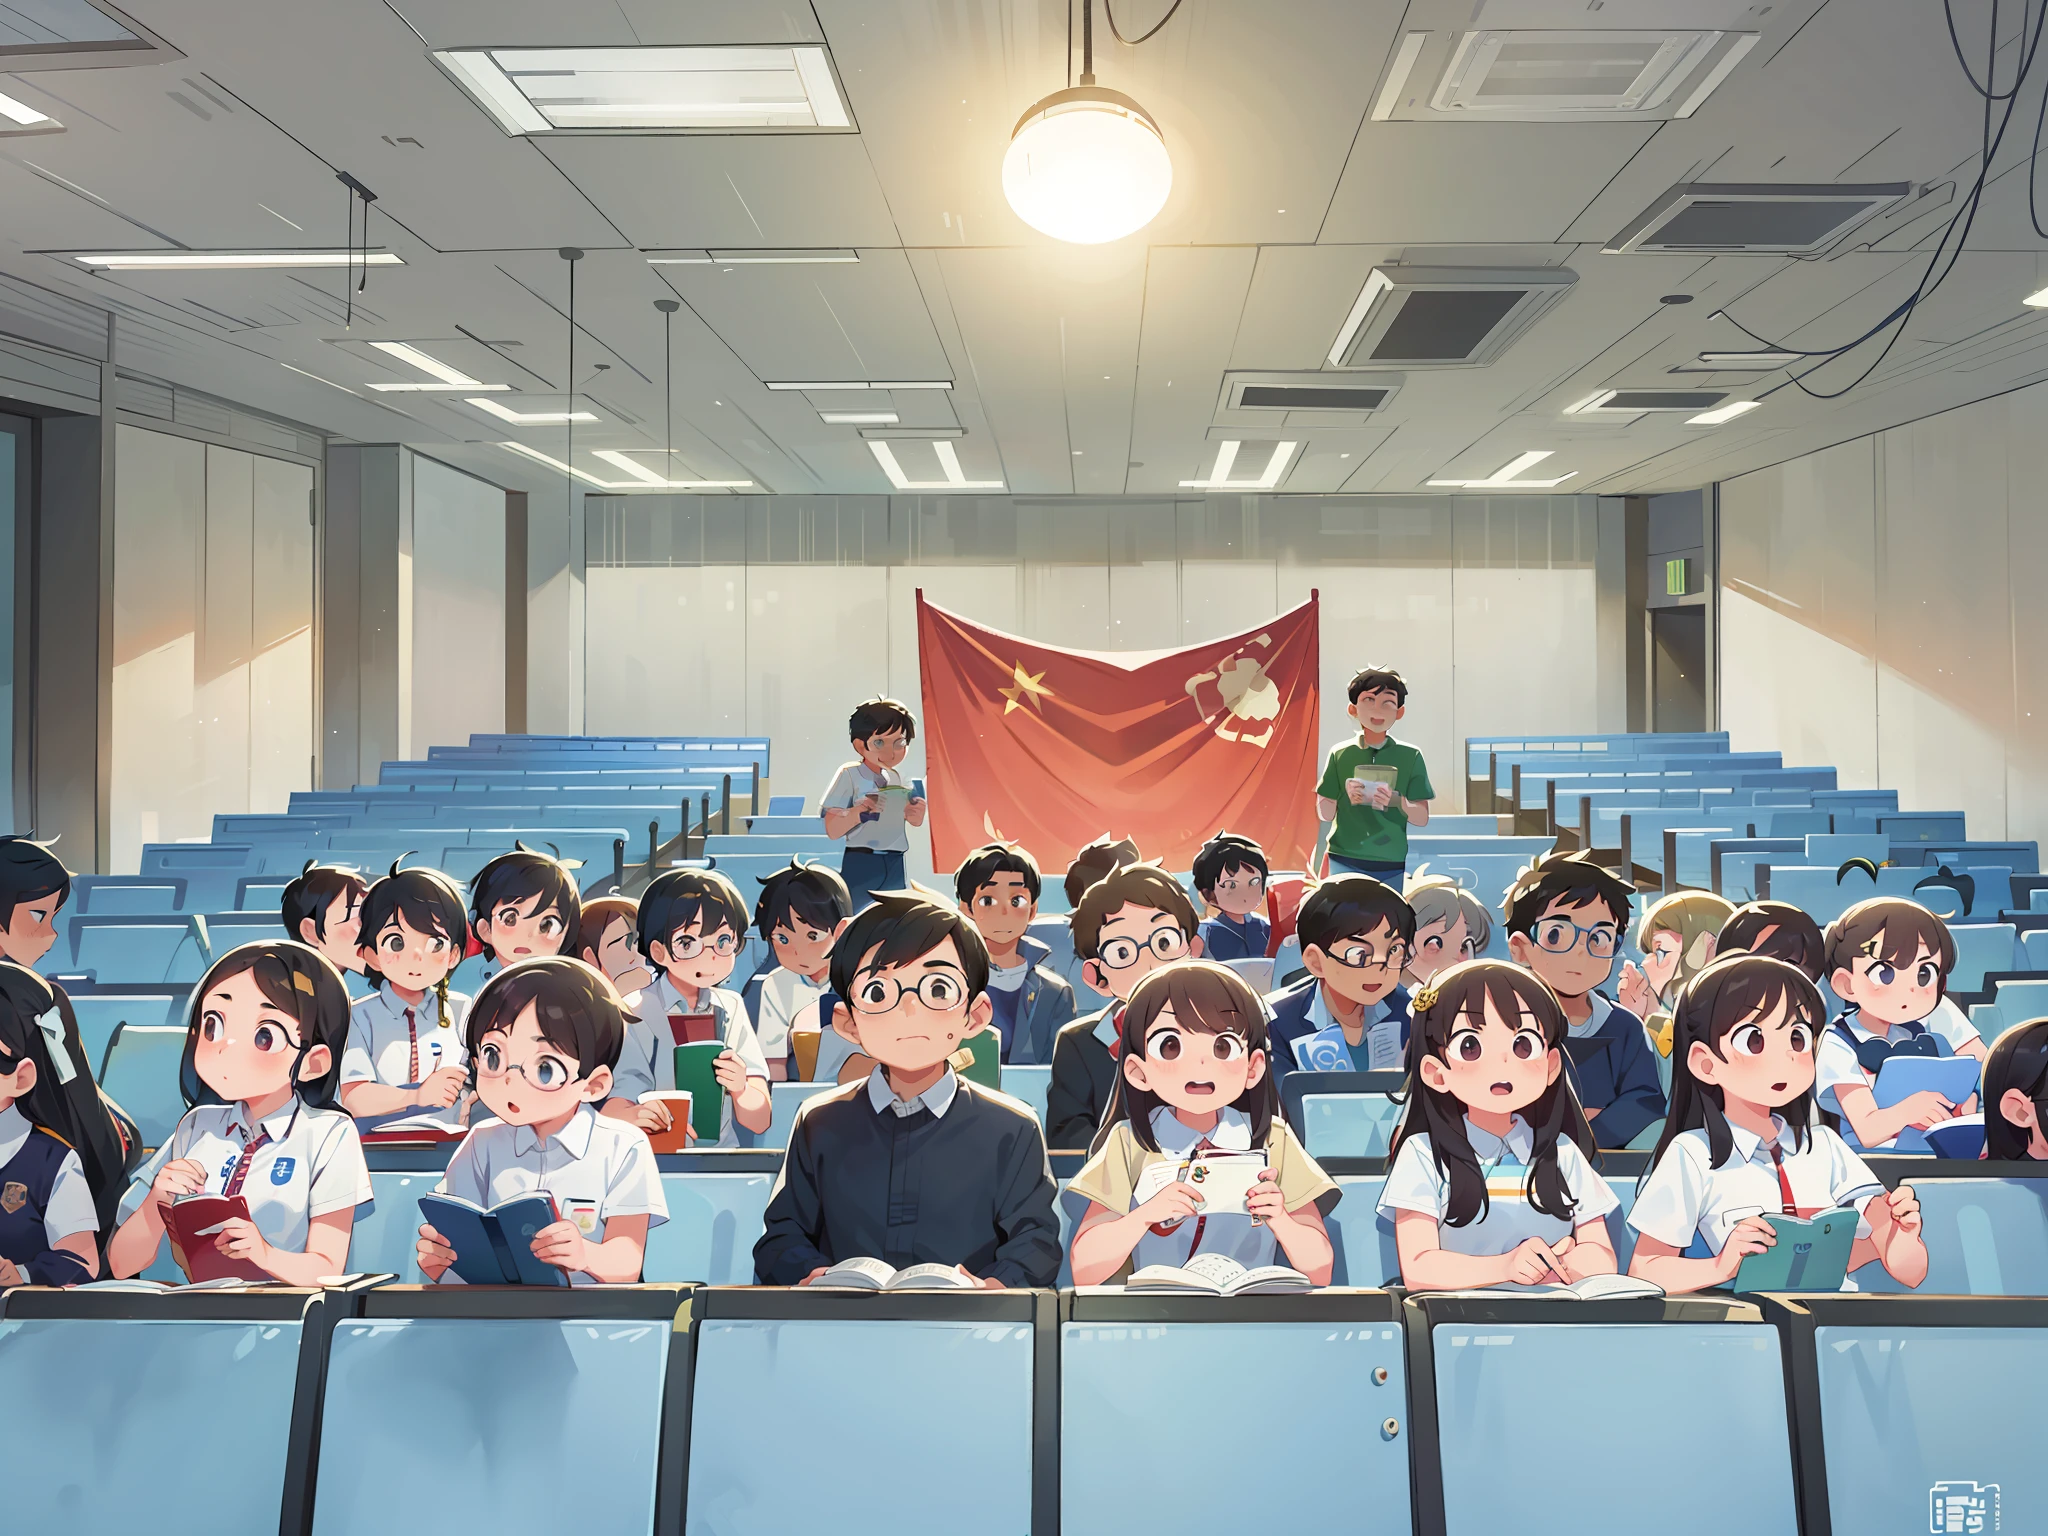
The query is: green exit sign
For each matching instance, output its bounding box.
[1665,557,1692,596]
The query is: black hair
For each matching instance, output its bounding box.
[1070,862,1198,960]
[754,859,852,940]
[638,868,750,960]
[464,956,632,1080]
[1297,874,1415,955]
[1191,832,1268,900]
[954,842,1043,906]
[0,963,130,1240]
[1346,667,1408,706]
[1984,1019,2048,1160]
[829,891,991,1002]
[359,863,470,1034]
[1912,865,1975,920]
[0,836,70,932]
[179,941,353,1111]
[1718,901,1826,982]
[1100,961,1278,1155]
[1502,850,1634,937]
[1647,953,1827,1177]
[469,844,584,960]
[1390,959,1592,1227]
[281,861,368,946]
[848,697,917,746]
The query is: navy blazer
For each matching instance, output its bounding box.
[1560,998,1667,1149]
[1266,978,1413,1088]
[1005,934,1079,1067]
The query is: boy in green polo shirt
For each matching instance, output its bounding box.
[1315,666,1433,879]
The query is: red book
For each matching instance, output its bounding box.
[164,1193,272,1283]
[666,1011,718,1046]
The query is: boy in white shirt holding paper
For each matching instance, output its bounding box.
[820,697,927,912]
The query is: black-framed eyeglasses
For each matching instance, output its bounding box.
[1096,925,1189,970]
[849,972,969,1013]
[665,931,739,960]
[1326,941,1408,972]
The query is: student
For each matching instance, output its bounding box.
[1064,835,1141,910]
[109,942,368,1285]
[1819,898,1985,1151]
[1716,901,1826,981]
[608,869,773,1145]
[1983,1019,2048,1160]
[1046,862,1204,1150]
[338,865,473,1132]
[1192,833,1271,964]
[575,895,652,1000]
[1378,960,1617,1290]
[281,861,369,984]
[1314,667,1433,879]
[1402,871,1491,990]
[820,697,927,911]
[0,835,72,970]
[417,958,666,1286]
[1628,953,1928,1294]
[955,842,1075,1065]
[751,860,851,1080]
[0,965,113,1285]
[753,893,1060,1287]
[1069,961,1337,1285]
[468,844,583,990]
[1620,891,1735,1058]
[1503,852,1666,1148]
[1268,875,1416,1080]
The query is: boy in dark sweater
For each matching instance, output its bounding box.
[753,893,1061,1288]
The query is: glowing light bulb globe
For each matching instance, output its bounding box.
[1002,86,1172,244]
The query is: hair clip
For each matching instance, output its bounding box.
[33,1004,76,1084]
[292,970,318,996]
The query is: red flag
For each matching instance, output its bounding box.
[916,593,1321,875]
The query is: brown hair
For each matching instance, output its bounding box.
[1636,891,1736,1001]
[1823,897,1956,998]
[1104,960,1277,1153]
[1064,835,1141,909]
[1070,861,1198,960]
[576,895,639,967]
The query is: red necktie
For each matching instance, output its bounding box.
[1105,1005,1124,1060]
[405,1007,419,1083]
[223,1129,271,1199]
[1768,1143,1798,1216]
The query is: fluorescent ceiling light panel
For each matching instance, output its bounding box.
[1179,440,1298,491]
[645,249,859,265]
[436,45,851,134]
[2026,286,2048,309]
[1370,32,1428,121]
[766,379,953,391]
[868,440,1002,491]
[1428,450,1577,489]
[468,397,597,423]
[0,90,53,126]
[1695,350,1800,367]
[367,382,510,393]
[820,411,898,425]
[369,341,477,385]
[72,250,402,270]
[1687,400,1760,425]
[499,441,752,490]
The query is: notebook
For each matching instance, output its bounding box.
[665,1011,719,1047]
[810,1257,978,1291]
[417,1192,569,1287]
[1184,1149,1269,1218]
[1731,1208,1859,1293]
[164,1193,273,1284]
[671,1040,727,1141]
[1437,1273,1665,1301]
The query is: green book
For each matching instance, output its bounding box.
[1731,1208,1858,1293]
[671,1041,727,1142]
[952,1027,1003,1091]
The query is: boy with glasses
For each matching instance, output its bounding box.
[1046,862,1204,1150]
[1503,851,1665,1148]
[1268,876,1417,1082]
[419,958,666,1285]
[754,892,1061,1287]
[608,869,773,1146]
[1192,832,1271,964]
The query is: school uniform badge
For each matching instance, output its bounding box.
[0,1180,25,1214]
[269,1157,296,1184]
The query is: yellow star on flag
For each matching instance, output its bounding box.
[999,662,1055,715]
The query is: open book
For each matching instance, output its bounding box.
[78,1276,257,1292]
[1732,1208,1858,1294]
[1435,1272,1665,1301]
[360,1110,468,1143]
[165,1193,273,1284]
[1127,1252,1311,1296]
[417,1192,569,1287]
[809,1257,978,1291]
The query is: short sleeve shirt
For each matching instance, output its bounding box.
[1067,1108,1337,1277]
[1816,1002,1980,1145]
[341,982,473,1130]
[612,975,767,1145]
[1627,1119,1883,1257]
[1377,1116,1617,1257]
[438,1104,668,1286]
[821,760,907,852]
[0,1104,96,1245]
[119,1097,372,1257]
[1317,735,1434,863]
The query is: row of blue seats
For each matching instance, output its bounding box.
[8,1276,2035,1536]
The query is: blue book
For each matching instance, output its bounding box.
[1294,1023,1355,1073]
[417,1192,569,1287]
[1871,1054,1981,1112]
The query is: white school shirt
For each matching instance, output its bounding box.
[1815,1002,1980,1144]
[119,1096,371,1258]
[436,1103,668,1287]
[340,982,473,1130]
[820,761,907,852]
[753,967,829,1062]
[0,1102,97,1245]
[1378,1115,1618,1257]
[1628,1116,1883,1258]
[613,974,768,1146]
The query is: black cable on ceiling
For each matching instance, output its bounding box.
[1102,0,1186,48]
[561,247,582,516]
[336,171,378,328]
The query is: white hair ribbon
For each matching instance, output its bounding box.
[33,1004,76,1084]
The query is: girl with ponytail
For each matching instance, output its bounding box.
[336,862,474,1132]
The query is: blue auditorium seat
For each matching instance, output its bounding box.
[71,989,181,1073]
[236,874,296,910]
[71,874,186,913]
[1949,924,2017,994]
[1328,1174,1394,1286]
[642,1169,777,1285]
[1002,1062,1052,1128]
[346,1170,441,1282]
[98,1022,189,1148]
[760,1080,837,1148]
[766,795,805,814]
[68,914,208,985]
[197,910,290,955]
[1855,1177,2048,1295]
[1299,1090,1402,1158]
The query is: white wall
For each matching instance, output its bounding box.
[1720,378,2048,843]
[409,455,505,755]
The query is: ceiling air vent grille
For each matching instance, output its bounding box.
[1238,384,1390,411]
[1565,388,1727,422]
[1606,183,1913,255]
[1329,267,1574,370]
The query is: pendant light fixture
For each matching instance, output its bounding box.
[1002,0,1176,244]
